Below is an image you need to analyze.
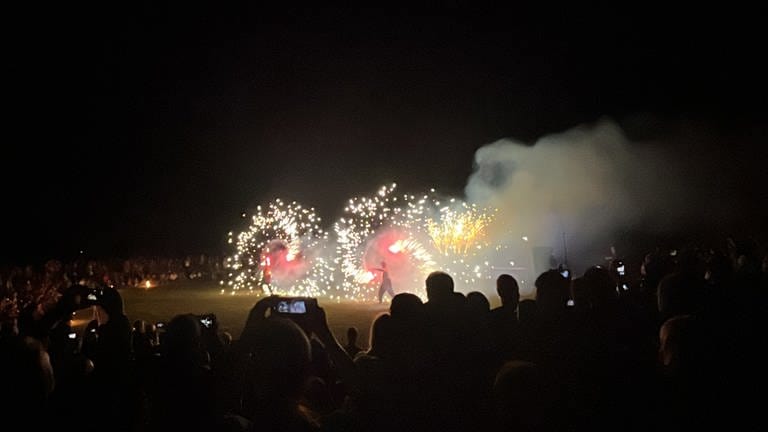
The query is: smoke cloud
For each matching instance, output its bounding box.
[464,118,693,275]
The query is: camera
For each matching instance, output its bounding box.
[271,297,317,316]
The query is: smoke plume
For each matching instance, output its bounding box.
[465,118,692,275]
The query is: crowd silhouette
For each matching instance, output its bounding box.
[1,237,767,431]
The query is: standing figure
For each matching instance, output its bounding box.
[373,261,395,303]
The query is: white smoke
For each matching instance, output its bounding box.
[465,118,685,276]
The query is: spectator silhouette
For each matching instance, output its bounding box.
[147,313,215,432]
[656,249,705,323]
[493,361,548,432]
[86,286,135,431]
[490,274,522,362]
[466,291,490,314]
[343,326,363,358]
[577,266,658,430]
[656,314,721,428]
[0,333,55,424]
[216,297,317,431]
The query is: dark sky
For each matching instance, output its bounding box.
[5,4,767,264]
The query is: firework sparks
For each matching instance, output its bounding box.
[222,199,332,297]
[333,184,500,299]
[427,204,495,255]
[334,184,438,300]
[223,185,503,301]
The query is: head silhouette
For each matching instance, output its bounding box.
[494,360,545,431]
[390,292,424,322]
[241,317,312,404]
[367,313,395,358]
[467,291,490,314]
[163,314,205,365]
[426,271,454,302]
[97,287,124,316]
[534,270,570,315]
[496,274,520,307]
[583,265,617,307]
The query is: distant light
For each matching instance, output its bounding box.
[79,250,84,254]
[241,212,247,218]
[509,261,515,266]
[522,236,529,242]
[145,280,151,289]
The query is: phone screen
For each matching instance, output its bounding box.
[617,265,625,276]
[68,332,77,339]
[290,301,306,314]
[276,299,307,314]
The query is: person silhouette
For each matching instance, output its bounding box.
[373,261,395,303]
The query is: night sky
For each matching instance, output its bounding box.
[5,5,767,265]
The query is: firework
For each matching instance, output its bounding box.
[422,202,499,288]
[428,203,495,255]
[223,185,502,301]
[333,184,437,300]
[222,199,332,297]
[333,184,499,300]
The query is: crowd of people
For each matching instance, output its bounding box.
[1,237,767,431]
[0,254,225,322]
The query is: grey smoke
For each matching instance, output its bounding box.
[465,118,690,275]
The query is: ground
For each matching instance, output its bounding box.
[73,281,399,347]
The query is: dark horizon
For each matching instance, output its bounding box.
[5,5,767,265]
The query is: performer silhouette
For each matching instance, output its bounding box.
[373,261,395,303]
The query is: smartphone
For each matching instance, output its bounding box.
[273,297,316,315]
[560,269,570,278]
[68,332,77,339]
[566,299,575,307]
[156,322,165,329]
[87,292,98,302]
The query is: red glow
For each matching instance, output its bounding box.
[259,239,310,286]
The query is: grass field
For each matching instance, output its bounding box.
[73,281,393,347]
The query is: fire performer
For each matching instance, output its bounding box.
[372,261,395,303]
